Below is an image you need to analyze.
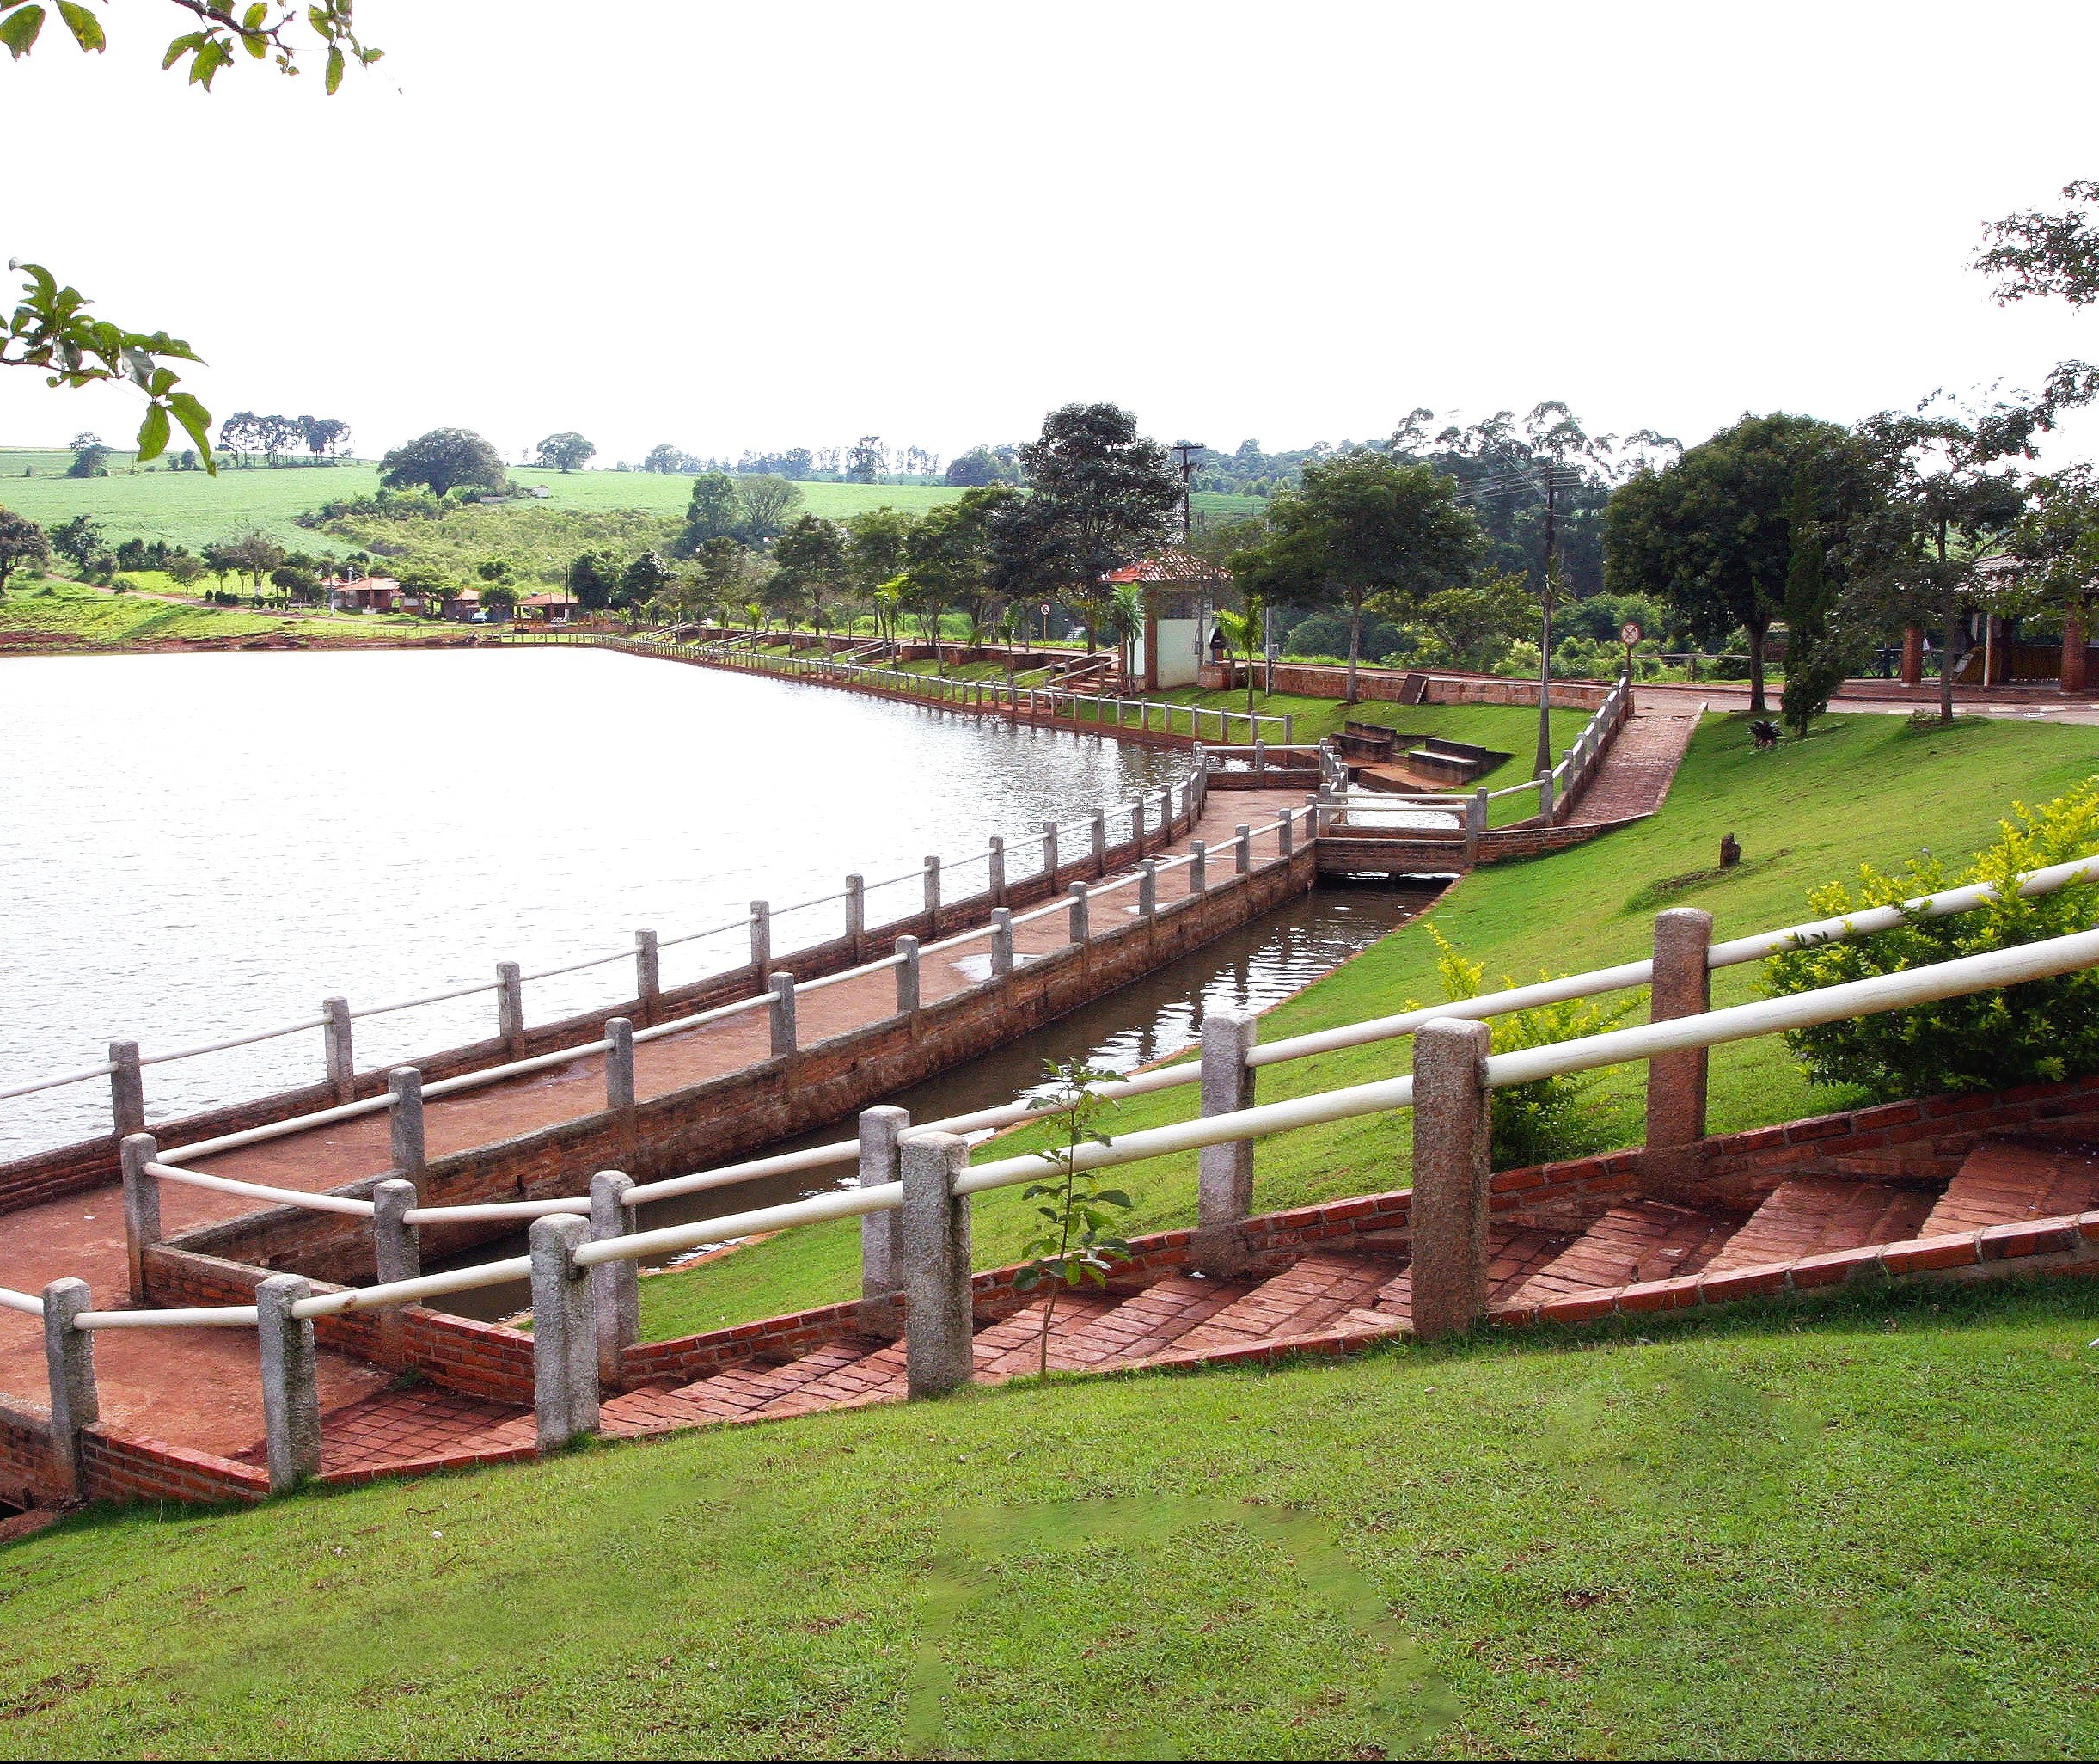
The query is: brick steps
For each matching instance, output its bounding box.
[1921,1136,2099,1237]
[253,1131,2099,1481]
[1508,1200,1743,1307]
[1704,1176,1936,1273]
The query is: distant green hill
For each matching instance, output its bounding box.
[0,451,1265,554]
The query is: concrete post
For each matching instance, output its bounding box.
[1042,821,1060,885]
[634,930,661,1023]
[844,874,866,954]
[529,1214,598,1450]
[1132,798,1147,854]
[1195,1009,1258,1276]
[900,1132,974,1399]
[1068,881,1090,945]
[768,972,798,1057]
[1253,738,1266,781]
[1643,908,1714,1191]
[856,1105,909,1338]
[1279,806,1295,856]
[322,995,354,1104]
[1537,769,1556,822]
[1139,861,1159,917]
[1159,789,1174,837]
[1234,824,1252,878]
[750,900,772,978]
[496,962,524,1051]
[256,1273,321,1493]
[107,1039,144,1141]
[604,1016,635,1113]
[923,855,941,927]
[119,1131,160,1302]
[372,1177,419,1367]
[895,935,921,1014]
[1410,1019,1492,1342]
[373,1178,419,1283]
[41,1277,96,1497]
[988,836,1007,906]
[588,1170,639,1387]
[388,1066,425,1174]
[1091,811,1106,876]
[990,909,1015,977]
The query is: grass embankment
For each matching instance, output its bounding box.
[0,580,415,646]
[639,709,2099,1340]
[7,1275,2098,1756]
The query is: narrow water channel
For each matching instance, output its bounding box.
[432,878,1441,1320]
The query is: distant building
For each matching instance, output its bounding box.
[322,576,402,612]
[1104,549,1224,690]
[517,591,579,625]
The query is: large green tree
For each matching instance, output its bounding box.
[770,515,850,634]
[737,475,803,543]
[1235,452,1484,703]
[379,428,508,500]
[1605,412,1868,715]
[902,486,1013,658]
[988,403,1180,654]
[1845,395,2042,723]
[535,432,597,474]
[676,473,744,554]
[0,505,49,594]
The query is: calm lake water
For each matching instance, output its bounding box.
[0,648,1197,1159]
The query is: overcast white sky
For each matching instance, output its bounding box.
[6,0,2099,467]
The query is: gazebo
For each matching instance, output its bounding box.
[1102,548,1225,690]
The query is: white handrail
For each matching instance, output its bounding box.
[0,1060,119,1103]
[145,1160,377,1217]
[0,1287,42,1318]
[139,1015,332,1066]
[347,980,499,1020]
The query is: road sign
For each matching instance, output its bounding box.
[1619,622,1642,646]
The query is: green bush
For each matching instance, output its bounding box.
[1427,928,1642,1170]
[1764,781,2099,1101]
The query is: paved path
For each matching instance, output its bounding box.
[1570,701,1704,826]
[1639,679,2099,726]
[0,787,1309,1460]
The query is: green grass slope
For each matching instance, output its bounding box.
[637,709,2099,1339]
[0,580,413,644]
[7,1277,2098,1756]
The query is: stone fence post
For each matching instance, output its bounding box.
[634,930,661,1023]
[119,1131,160,1302]
[604,1017,635,1113]
[589,1170,638,1387]
[322,996,354,1104]
[988,836,1007,906]
[1643,908,1714,1194]
[1188,841,1207,894]
[496,962,524,1053]
[1138,861,1159,917]
[372,1178,419,1366]
[1410,1019,1491,1341]
[389,1067,425,1175]
[1235,824,1251,877]
[1132,798,1147,855]
[750,900,772,979]
[1068,882,1090,946]
[1042,821,1060,885]
[856,1106,908,1338]
[41,1277,95,1498]
[107,1040,144,1141]
[768,973,798,1057]
[844,874,866,955]
[1091,811,1107,876]
[895,936,921,1014]
[1195,1009,1257,1276]
[923,855,941,928]
[901,1132,973,1400]
[990,909,1014,977]
[529,1214,597,1450]
[256,1273,321,1493]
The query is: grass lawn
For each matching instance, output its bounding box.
[637,707,2099,1341]
[8,1274,2099,1756]
[0,579,419,644]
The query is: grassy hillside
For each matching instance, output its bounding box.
[0,452,1259,555]
[636,707,2099,1339]
[0,580,417,645]
[6,1273,2097,1756]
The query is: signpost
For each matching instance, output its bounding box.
[1619,621,1642,677]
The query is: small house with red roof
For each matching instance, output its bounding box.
[1104,549,1225,689]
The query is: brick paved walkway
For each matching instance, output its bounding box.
[1568,702,1704,826]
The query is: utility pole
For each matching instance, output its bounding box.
[1534,463,1560,778]
[1172,442,1204,542]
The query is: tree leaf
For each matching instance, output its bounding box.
[135,401,169,463]
[0,6,46,58]
[324,41,341,92]
[52,0,99,51]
